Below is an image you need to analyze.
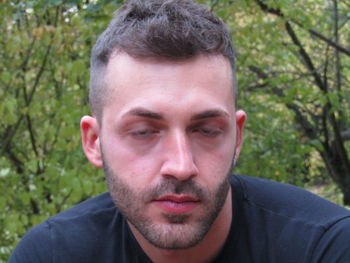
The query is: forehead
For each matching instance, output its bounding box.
[102,53,235,121]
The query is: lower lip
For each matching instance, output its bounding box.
[154,201,199,214]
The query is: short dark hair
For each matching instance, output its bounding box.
[90,0,236,119]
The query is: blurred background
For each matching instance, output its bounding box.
[1,0,350,260]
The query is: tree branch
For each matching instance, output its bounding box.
[284,22,326,92]
[30,198,40,214]
[27,35,54,105]
[4,146,24,174]
[332,0,343,100]
[0,115,25,157]
[254,0,350,57]
[305,26,350,57]
[1,33,55,158]
[248,66,318,140]
[25,114,39,158]
[341,130,350,141]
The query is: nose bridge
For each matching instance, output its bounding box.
[173,130,192,168]
[162,129,198,180]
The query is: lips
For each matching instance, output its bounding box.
[153,195,200,214]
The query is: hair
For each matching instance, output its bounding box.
[89,0,236,120]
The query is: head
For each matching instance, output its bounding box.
[81,0,245,251]
[89,0,236,121]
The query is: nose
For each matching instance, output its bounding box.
[160,131,198,181]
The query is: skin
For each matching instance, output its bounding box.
[81,52,246,263]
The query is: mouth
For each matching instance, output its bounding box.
[152,195,200,214]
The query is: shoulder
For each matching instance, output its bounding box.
[9,192,121,262]
[46,192,119,241]
[230,174,350,262]
[232,174,350,226]
[311,217,350,263]
[53,192,116,220]
[8,221,52,263]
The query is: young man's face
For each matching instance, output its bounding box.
[81,53,245,249]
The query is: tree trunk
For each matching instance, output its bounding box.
[320,147,350,205]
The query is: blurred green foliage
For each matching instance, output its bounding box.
[1,0,350,260]
[227,0,350,204]
[0,0,121,259]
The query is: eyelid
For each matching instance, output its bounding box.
[196,127,222,134]
[125,121,163,139]
[191,122,224,136]
[130,128,159,136]
[191,118,226,128]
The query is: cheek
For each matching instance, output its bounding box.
[102,136,161,183]
[194,136,235,166]
[193,143,234,185]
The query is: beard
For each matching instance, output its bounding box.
[104,160,233,250]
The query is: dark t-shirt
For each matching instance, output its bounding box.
[9,175,350,262]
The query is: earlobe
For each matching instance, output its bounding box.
[234,110,246,161]
[80,116,103,168]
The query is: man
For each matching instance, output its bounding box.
[9,0,350,262]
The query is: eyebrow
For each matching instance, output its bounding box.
[190,109,229,120]
[122,107,229,121]
[123,108,163,120]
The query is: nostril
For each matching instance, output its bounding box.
[160,157,198,182]
[160,132,198,180]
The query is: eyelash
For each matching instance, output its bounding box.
[193,127,222,137]
[129,126,222,140]
[130,129,159,137]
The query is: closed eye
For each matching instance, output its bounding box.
[193,127,222,137]
[130,129,159,137]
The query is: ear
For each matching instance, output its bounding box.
[80,116,103,168]
[233,110,246,162]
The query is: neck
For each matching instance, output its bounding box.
[129,188,233,263]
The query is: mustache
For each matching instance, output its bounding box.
[145,178,205,201]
